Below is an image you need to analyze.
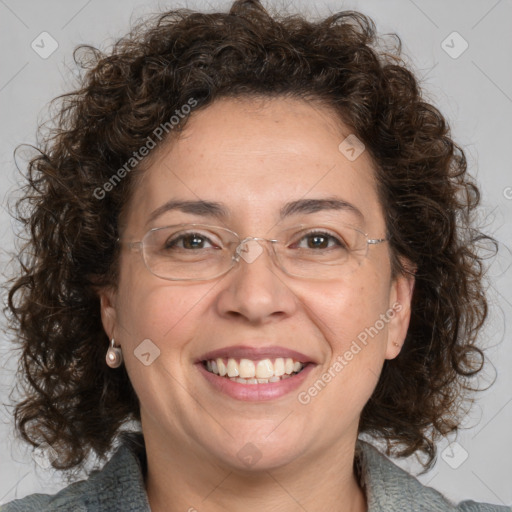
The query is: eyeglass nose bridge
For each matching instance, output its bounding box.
[233,236,279,266]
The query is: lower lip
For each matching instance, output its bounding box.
[196,362,316,401]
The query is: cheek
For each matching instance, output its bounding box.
[115,260,213,351]
[113,277,216,408]
[297,281,392,416]
[309,277,391,350]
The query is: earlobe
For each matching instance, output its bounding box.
[385,266,416,360]
[99,287,118,340]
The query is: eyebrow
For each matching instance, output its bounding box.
[146,199,228,226]
[146,197,364,226]
[280,198,364,222]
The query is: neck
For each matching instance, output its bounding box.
[143,428,367,512]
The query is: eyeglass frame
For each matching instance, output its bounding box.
[118,222,389,281]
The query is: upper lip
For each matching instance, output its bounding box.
[196,345,317,364]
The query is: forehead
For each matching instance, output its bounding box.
[124,96,385,233]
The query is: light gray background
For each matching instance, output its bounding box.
[0,0,511,508]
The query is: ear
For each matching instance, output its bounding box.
[384,263,416,360]
[99,286,118,341]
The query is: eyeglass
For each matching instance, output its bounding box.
[119,223,388,281]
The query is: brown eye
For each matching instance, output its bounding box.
[165,233,216,250]
[306,234,329,249]
[292,231,346,251]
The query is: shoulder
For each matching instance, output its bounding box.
[1,433,151,512]
[1,487,85,512]
[356,440,510,512]
[1,475,94,512]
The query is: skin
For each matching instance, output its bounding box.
[100,96,415,512]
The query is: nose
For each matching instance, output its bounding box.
[234,237,270,265]
[215,237,297,325]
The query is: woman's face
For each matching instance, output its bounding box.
[100,96,414,471]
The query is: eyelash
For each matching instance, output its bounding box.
[292,230,345,250]
[166,230,345,250]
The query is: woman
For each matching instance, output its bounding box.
[3,1,508,511]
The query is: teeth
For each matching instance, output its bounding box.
[273,358,285,376]
[239,359,256,378]
[217,359,227,376]
[205,357,305,381]
[256,359,273,379]
[227,358,239,377]
[228,374,292,385]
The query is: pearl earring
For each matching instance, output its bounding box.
[106,338,123,368]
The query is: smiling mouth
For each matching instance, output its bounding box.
[202,357,307,384]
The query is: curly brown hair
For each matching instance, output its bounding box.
[5,0,495,477]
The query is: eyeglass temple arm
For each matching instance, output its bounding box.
[367,237,388,244]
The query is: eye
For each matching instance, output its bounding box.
[291,230,347,250]
[164,232,218,250]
